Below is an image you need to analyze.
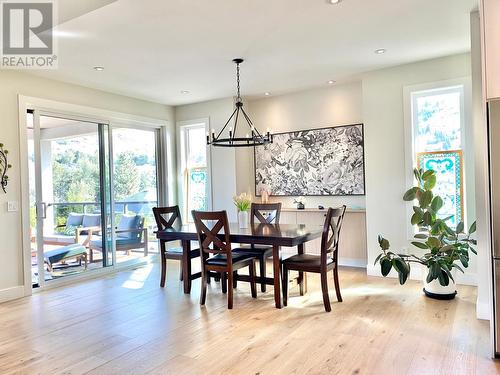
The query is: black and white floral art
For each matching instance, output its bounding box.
[254,124,365,196]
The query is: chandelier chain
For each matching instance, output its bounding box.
[236,62,241,101]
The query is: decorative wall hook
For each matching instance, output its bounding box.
[0,143,12,193]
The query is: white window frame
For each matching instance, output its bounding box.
[403,77,472,239]
[177,118,212,221]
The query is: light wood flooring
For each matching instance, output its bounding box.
[0,262,498,375]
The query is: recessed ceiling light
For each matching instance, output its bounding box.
[180,90,190,94]
[93,66,104,71]
[264,92,271,96]
[327,80,336,85]
[328,0,342,4]
[374,48,387,55]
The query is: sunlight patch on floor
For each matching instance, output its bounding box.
[121,264,154,289]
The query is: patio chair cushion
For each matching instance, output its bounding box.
[89,236,141,249]
[117,215,141,239]
[43,234,76,245]
[83,214,101,228]
[67,213,84,227]
[44,244,87,265]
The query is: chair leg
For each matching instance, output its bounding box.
[249,260,257,298]
[206,271,211,284]
[282,266,288,307]
[179,264,183,281]
[333,266,343,302]
[227,271,234,309]
[260,256,267,292]
[200,268,207,306]
[221,272,227,294]
[160,252,167,288]
[233,271,238,289]
[321,270,331,312]
[214,273,221,282]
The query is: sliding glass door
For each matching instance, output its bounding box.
[27,110,163,289]
[28,111,111,287]
[111,127,160,263]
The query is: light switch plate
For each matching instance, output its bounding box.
[7,201,18,212]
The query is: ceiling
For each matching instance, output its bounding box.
[30,0,478,106]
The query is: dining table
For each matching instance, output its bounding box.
[156,222,324,308]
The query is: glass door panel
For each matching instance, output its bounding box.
[112,127,159,263]
[28,112,111,287]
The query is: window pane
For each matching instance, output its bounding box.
[187,127,206,167]
[412,86,464,229]
[187,168,208,213]
[112,128,159,261]
[414,90,461,152]
[417,151,463,227]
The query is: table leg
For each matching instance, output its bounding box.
[182,240,192,294]
[272,244,282,309]
[297,243,307,295]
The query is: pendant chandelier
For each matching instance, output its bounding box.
[206,58,273,147]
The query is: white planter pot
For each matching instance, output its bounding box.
[422,269,457,300]
[238,211,249,229]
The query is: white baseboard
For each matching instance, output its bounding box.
[338,258,366,268]
[0,286,25,304]
[366,263,477,286]
[476,299,492,321]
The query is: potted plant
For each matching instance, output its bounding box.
[293,196,306,210]
[375,168,477,299]
[233,192,252,229]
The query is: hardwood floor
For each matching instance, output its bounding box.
[0,262,498,374]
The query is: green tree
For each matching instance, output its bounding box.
[114,151,139,200]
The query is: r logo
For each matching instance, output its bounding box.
[2,1,53,55]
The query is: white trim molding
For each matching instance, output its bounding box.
[0,286,25,304]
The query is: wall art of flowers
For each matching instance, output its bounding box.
[254,124,365,196]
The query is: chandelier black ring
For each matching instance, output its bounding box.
[207,58,273,147]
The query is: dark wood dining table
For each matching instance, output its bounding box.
[156,222,324,308]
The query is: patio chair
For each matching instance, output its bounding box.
[43,213,101,246]
[88,214,148,262]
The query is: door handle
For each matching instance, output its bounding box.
[37,202,47,219]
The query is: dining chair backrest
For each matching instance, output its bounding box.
[153,205,182,231]
[192,210,232,258]
[320,206,347,266]
[250,202,282,225]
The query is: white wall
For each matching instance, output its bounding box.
[362,53,476,283]
[0,70,174,303]
[243,81,366,210]
[175,98,238,222]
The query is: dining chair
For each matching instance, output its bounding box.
[233,202,282,292]
[281,205,346,312]
[153,206,200,288]
[192,210,257,309]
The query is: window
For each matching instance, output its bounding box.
[180,123,209,220]
[410,85,465,228]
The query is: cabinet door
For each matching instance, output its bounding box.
[280,211,297,225]
[338,212,367,266]
[297,211,325,255]
[483,0,500,100]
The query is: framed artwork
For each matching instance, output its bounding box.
[417,150,464,227]
[254,124,365,196]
